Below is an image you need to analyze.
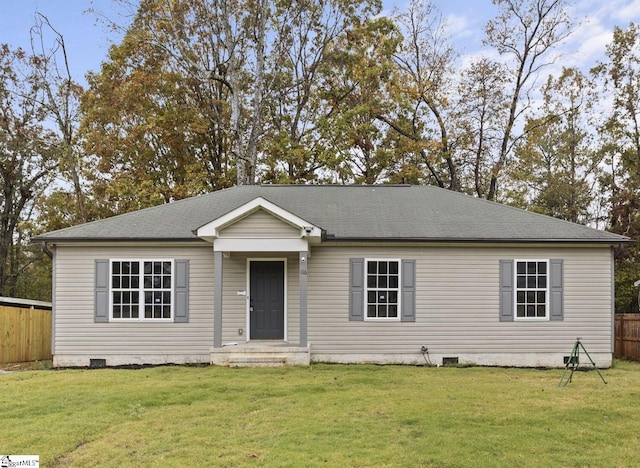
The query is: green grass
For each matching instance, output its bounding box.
[2,361,640,467]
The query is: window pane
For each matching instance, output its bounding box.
[122,277,130,288]
[367,275,376,288]
[537,305,546,317]
[367,305,376,317]
[145,291,152,305]
[113,306,121,319]
[113,276,121,288]
[163,305,171,318]
[163,262,171,274]
[517,262,526,274]
[131,276,139,288]
[163,277,171,288]
[389,262,398,274]
[144,262,152,274]
[517,276,526,288]
[527,291,535,303]
[538,262,547,274]
[145,305,152,318]
[527,262,536,274]
[367,291,376,303]
[379,262,388,274]
[131,306,139,318]
[132,262,139,274]
[144,276,152,288]
[389,276,398,288]
[367,262,377,274]
[377,305,387,317]
[122,305,130,318]
[378,276,387,288]
[153,276,161,288]
[516,291,525,303]
[122,262,130,274]
[132,292,139,303]
[527,276,536,288]
[389,291,397,304]
[537,291,546,303]
[527,305,535,317]
[378,292,387,303]
[163,291,171,304]
[388,305,398,317]
[517,305,525,317]
[538,277,546,288]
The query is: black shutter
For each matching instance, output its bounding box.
[95,259,109,323]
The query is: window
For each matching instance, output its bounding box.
[515,260,548,319]
[111,260,173,320]
[366,259,400,320]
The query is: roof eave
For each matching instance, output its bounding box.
[323,236,633,245]
[31,236,206,244]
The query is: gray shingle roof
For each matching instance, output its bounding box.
[33,185,630,244]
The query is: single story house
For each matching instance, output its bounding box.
[33,184,630,368]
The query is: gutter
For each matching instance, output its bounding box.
[41,241,53,259]
[322,236,634,245]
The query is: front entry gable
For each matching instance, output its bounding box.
[196,197,322,251]
[218,210,300,239]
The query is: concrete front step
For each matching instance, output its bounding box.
[210,344,310,367]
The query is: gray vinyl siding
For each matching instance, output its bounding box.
[219,252,300,344]
[54,242,614,363]
[307,245,613,356]
[218,209,299,238]
[54,245,215,358]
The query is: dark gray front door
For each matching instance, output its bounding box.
[250,261,285,340]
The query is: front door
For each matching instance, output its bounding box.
[250,261,285,340]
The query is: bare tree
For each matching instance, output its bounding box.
[482,0,573,200]
[30,13,87,222]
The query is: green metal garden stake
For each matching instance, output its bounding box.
[558,337,607,387]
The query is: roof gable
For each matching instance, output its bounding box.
[218,209,301,238]
[196,197,322,242]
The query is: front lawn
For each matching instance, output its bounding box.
[2,361,639,467]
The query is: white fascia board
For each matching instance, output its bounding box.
[213,238,309,252]
[196,196,322,240]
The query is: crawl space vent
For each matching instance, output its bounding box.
[90,358,107,368]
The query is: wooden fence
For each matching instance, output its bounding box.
[0,305,52,364]
[615,314,640,360]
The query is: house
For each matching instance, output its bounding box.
[33,184,630,368]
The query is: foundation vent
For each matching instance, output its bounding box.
[90,358,107,368]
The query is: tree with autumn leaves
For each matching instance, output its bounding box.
[4,0,640,309]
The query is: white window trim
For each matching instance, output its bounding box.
[364,258,401,322]
[513,259,550,322]
[109,259,175,322]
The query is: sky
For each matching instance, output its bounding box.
[1,0,639,86]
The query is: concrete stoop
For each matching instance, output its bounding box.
[210,344,310,367]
